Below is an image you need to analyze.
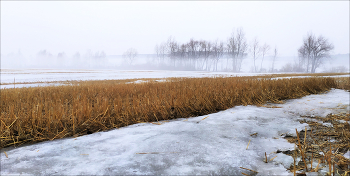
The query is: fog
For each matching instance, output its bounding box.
[1,52,349,73]
[1,1,349,72]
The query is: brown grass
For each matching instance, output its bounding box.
[263,72,349,78]
[284,113,350,175]
[335,76,350,90]
[0,76,344,149]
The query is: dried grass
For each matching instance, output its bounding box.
[284,113,350,175]
[335,76,350,90]
[0,76,343,149]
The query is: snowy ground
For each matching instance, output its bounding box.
[1,89,349,175]
[1,69,269,89]
[1,69,349,89]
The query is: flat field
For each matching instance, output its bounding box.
[0,69,349,175]
[1,69,349,89]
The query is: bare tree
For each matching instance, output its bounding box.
[270,46,278,73]
[185,38,201,69]
[123,48,138,65]
[166,36,178,58]
[155,44,160,58]
[250,38,261,73]
[298,32,334,73]
[159,42,167,59]
[235,28,248,72]
[211,40,224,71]
[165,36,179,67]
[154,44,164,64]
[200,40,212,71]
[227,32,237,71]
[187,38,198,59]
[260,43,270,72]
[179,43,188,58]
[226,28,248,72]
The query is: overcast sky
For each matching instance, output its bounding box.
[1,1,349,57]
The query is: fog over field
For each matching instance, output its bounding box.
[1,1,349,73]
[1,53,349,73]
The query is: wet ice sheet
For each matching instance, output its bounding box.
[1,89,349,175]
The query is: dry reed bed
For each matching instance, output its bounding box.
[264,72,349,78]
[0,76,341,149]
[334,76,350,91]
[281,113,350,176]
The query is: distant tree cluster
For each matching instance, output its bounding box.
[278,32,335,73]
[33,49,107,68]
[36,50,106,60]
[122,48,138,65]
[154,28,278,72]
[31,30,335,73]
[154,30,334,73]
[83,50,107,59]
[37,50,54,58]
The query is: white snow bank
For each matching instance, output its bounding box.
[280,88,349,118]
[1,89,349,175]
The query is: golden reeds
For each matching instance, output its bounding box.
[0,76,342,149]
[240,166,259,175]
[287,112,350,175]
[335,76,350,90]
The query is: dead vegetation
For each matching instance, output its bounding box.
[280,113,350,176]
[0,76,346,149]
[335,76,350,91]
[263,72,349,78]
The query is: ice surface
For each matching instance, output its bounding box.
[345,150,350,159]
[1,89,349,175]
[280,88,349,117]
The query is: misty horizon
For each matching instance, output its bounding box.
[2,1,349,57]
[2,50,349,73]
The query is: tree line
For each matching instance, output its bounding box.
[32,29,334,73]
[154,28,250,72]
[153,29,334,73]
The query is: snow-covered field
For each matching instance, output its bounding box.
[0,69,349,175]
[1,88,349,175]
[2,69,349,89]
[1,69,268,89]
